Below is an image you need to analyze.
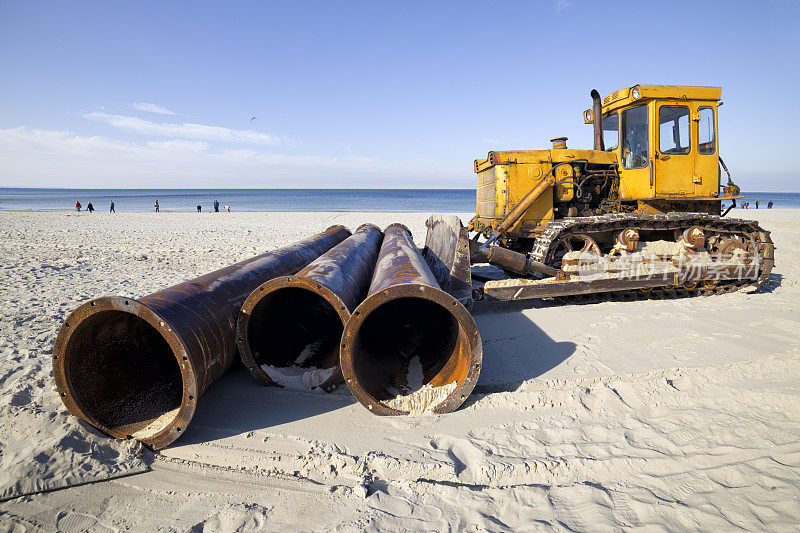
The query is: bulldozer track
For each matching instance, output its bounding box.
[527,213,775,303]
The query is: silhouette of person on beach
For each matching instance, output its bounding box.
[214,200,220,212]
[755,200,760,209]
[87,202,94,213]
[75,201,81,212]
[110,200,115,213]
[768,200,773,209]
[197,205,202,212]
[154,200,160,213]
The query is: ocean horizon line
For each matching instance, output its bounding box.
[2,188,798,213]
[0,186,475,192]
[1,187,799,193]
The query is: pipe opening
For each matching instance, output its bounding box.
[63,310,182,439]
[248,287,343,388]
[351,297,469,413]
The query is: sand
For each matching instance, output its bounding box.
[1,209,798,531]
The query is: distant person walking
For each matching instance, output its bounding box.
[197,205,202,212]
[154,200,160,213]
[75,201,81,212]
[214,200,220,212]
[110,200,115,213]
[755,200,760,209]
[87,202,94,213]
[768,200,773,209]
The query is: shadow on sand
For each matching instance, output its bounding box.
[173,364,358,447]
[470,305,576,396]
[756,272,782,294]
[175,304,577,446]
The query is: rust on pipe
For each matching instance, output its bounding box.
[340,224,482,415]
[52,225,351,449]
[237,224,383,392]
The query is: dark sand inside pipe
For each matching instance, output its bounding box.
[62,310,182,440]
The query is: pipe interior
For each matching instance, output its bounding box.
[63,310,183,439]
[247,287,343,371]
[351,297,468,403]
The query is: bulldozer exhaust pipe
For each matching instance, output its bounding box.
[340,224,482,415]
[237,224,383,392]
[52,226,351,449]
[591,89,604,151]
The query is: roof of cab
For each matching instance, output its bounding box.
[584,84,722,122]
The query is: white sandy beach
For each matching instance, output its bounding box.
[1,209,798,531]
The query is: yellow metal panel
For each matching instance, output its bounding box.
[692,104,719,197]
[506,163,553,233]
[551,148,617,165]
[655,101,695,196]
[475,157,492,173]
[482,150,550,166]
[636,85,721,101]
[619,165,655,199]
[495,165,509,219]
[483,149,615,166]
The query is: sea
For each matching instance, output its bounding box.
[0,188,475,213]
[0,188,798,213]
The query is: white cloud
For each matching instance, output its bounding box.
[131,102,179,115]
[84,112,284,146]
[555,0,571,12]
[0,127,468,188]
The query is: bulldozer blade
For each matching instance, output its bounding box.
[340,224,482,416]
[483,274,678,301]
[237,224,383,392]
[422,215,473,306]
[52,225,351,449]
[481,261,761,301]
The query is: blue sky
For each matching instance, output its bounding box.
[1,0,798,190]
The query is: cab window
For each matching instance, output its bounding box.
[621,105,648,169]
[698,107,715,154]
[659,105,690,155]
[602,112,618,151]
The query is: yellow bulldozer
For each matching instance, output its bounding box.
[424,85,775,305]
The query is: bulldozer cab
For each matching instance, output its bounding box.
[586,85,722,202]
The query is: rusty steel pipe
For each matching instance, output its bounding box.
[591,88,604,151]
[237,224,383,392]
[340,224,482,415]
[52,226,351,449]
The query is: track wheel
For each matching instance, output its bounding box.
[550,234,601,268]
[683,281,698,290]
[703,280,718,290]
